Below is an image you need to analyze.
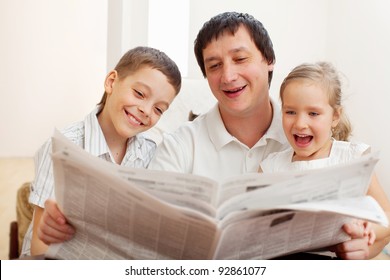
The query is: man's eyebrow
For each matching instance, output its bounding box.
[204,47,249,63]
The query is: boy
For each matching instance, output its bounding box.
[21,46,181,255]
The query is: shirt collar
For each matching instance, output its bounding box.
[84,106,152,163]
[206,98,287,150]
[206,104,236,150]
[84,106,110,157]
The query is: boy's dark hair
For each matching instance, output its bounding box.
[98,46,181,107]
[194,12,275,86]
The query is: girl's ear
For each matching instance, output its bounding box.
[332,107,342,127]
[104,70,118,95]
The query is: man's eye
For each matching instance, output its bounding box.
[208,63,220,70]
[236,57,247,62]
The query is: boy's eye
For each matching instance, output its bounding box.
[309,112,319,116]
[134,89,144,98]
[154,107,163,115]
[285,110,295,115]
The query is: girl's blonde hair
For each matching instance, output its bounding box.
[280,62,352,141]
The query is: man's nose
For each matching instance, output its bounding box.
[221,64,238,84]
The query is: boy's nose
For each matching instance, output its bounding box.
[138,105,151,117]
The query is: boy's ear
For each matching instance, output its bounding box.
[104,70,118,95]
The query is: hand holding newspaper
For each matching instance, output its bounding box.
[46,130,388,259]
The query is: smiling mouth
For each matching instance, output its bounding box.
[125,110,144,126]
[294,134,313,145]
[222,85,246,94]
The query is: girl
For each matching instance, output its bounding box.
[260,62,390,259]
[22,46,181,256]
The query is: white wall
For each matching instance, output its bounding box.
[0,0,107,157]
[1,0,389,198]
[327,0,390,198]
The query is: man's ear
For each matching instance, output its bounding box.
[268,62,275,72]
[104,70,118,95]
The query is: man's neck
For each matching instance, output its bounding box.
[219,100,273,148]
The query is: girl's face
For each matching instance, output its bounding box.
[101,66,176,142]
[281,79,340,161]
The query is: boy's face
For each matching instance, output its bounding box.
[281,79,340,161]
[202,25,274,119]
[102,66,176,140]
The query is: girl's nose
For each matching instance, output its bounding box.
[294,115,308,129]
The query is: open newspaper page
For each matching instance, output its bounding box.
[46,146,220,260]
[47,130,388,259]
[213,196,388,259]
[210,154,388,259]
[216,153,380,219]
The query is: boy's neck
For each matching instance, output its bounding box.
[97,109,130,164]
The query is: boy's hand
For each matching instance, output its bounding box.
[37,199,75,245]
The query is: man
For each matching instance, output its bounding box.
[148,12,287,181]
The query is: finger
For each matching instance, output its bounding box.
[44,199,67,225]
[334,238,369,260]
[336,249,368,260]
[368,231,376,245]
[41,210,75,234]
[38,215,74,245]
[343,222,365,238]
[37,226,73,245]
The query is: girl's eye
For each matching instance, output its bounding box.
[309,112,319,116]
[285,110,295,115]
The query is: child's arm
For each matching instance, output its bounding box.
[30,199,75,255]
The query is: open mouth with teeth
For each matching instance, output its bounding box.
[294,134,313,147]
[222,85,247,97]
[125,109,144,126]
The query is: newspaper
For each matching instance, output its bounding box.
[46,130,388,260]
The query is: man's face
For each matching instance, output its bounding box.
[203,25,274,119]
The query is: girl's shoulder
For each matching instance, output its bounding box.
[331,140,371,160]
